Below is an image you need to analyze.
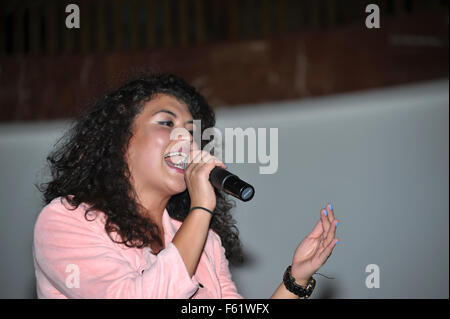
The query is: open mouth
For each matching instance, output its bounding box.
[163,152,188,171]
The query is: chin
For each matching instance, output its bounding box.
[166,182,187,196]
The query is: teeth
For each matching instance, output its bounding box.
[166,160,186,170]
[163,152,188,165]
[174,163,186,170]
[164,152,188,171]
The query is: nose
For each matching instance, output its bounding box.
[175,130,193,144]
[171,127,192,142]
[169,127,193,153]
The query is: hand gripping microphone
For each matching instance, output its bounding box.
[209,167,255,202]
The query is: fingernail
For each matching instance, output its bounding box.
[329,203,333,210]
[335,240,339,245]
[324,209,328,216]
[335,221,339,227]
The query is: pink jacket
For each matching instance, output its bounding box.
[33,197,243,299]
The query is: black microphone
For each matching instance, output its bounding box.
[209,167,255,202]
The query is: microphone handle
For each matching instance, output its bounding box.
[209,167,255,202]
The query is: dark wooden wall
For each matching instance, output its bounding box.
[0,1,448,122]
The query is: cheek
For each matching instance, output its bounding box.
[128,129,171,172]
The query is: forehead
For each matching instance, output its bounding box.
[141,93,192,118]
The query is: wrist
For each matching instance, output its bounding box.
[190,202,215,212]
[271,282,300,299]
[283,266,316,298]
[291,268,312,287]
[189,205,215,216]
[294,278,309,287]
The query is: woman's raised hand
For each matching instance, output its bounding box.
[290,204,339,285]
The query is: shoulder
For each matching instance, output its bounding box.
[34,196,106,241]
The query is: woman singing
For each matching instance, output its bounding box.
[33,73,339,298]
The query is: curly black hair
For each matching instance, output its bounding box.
[39,73,243,265]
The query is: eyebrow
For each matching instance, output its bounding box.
[152,109,194,124]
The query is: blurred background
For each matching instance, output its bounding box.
[0,0,448,298]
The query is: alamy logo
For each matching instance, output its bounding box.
[65,264,80,288]
[365,264,380,288]
[65,4,80,29]
[365,4,380,29]
[169,121,279,174]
